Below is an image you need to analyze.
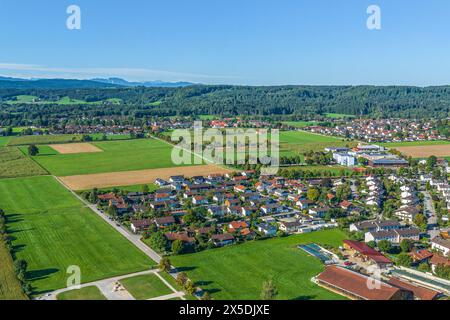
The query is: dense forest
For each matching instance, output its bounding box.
[1,85,450,126]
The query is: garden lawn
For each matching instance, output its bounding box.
[56,286,106,300]
[171,229,348,300]
[22,138,202,176]
[120,273,172,300]
[0,176,153,296]
[0,147,48,178]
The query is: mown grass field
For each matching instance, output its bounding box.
[282,121,319,128]
[79,183,158,193]
[279,131,356,158]
[171,229,347,300]
[0,147,48,178]
[0,136,12,147]
[56,286,106,300]
[23,138,201,176]
[120,273,173,300]
[0,176,153,296]
[324,113,356,119]
[0,239,28,300]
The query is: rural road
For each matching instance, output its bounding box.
[422,191,439,238]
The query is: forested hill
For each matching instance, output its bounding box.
[1,85,450,119]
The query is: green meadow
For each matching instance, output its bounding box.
[120,273,173,300]
[22,138,201,176]
[323,113,356,119]
[380,140,450,147]
[279,131,356,158]
[0,176,153,296]
[56,286,106,300]
[282,121,319,128]
[171,229,347,300]
[0,147,48,178]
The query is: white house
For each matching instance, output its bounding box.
[431,237,450,257]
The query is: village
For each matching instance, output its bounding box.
[81,142,450,300]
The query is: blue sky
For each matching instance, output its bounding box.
[1,0,450,85]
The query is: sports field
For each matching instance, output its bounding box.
[0,176,153,296]
[23,138,202,176]
[171,229,347,300]
[120,273,173,300]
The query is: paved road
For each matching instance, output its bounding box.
[422,191,439,238]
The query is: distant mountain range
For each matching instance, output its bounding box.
[0,76,196,89]
[91,77,195,88]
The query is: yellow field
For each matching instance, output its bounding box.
[58,164,233,190]
[395,144,450,158]
[50,143,103,154]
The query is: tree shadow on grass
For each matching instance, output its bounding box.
[291,295,316,300]
[194,280,213,286]
[26,268,59,282]
[175,266,197,272]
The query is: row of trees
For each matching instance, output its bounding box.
[0,209,32,296]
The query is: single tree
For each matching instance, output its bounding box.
[400,239,412,253]
[158,257,171,273]
[377,240,392,253]
[28,144,39,156]
[171,239,184,255]
[396,252,413,267]
[176,272,188,287]
[261,279,278,300]
[184,280,196,295]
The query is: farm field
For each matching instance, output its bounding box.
[0,176,153,296]
[56,286,106,300]
[171,229,347,300]
[281,165,358,176]
[381,140,450,147]
[282,121,319,128]
[79,183,158,193]
[7,133,135,146]
[5,95,123,106]
[324,113,356,119]
[393,144,450,158]
[0,239,28,300]
[59,164,232,190]
[0,147,47,178]
[120,273,173,300]
[23,138,203,176]
[0,136,12,147]
[49,143,103,154]
[279,131,356,158]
